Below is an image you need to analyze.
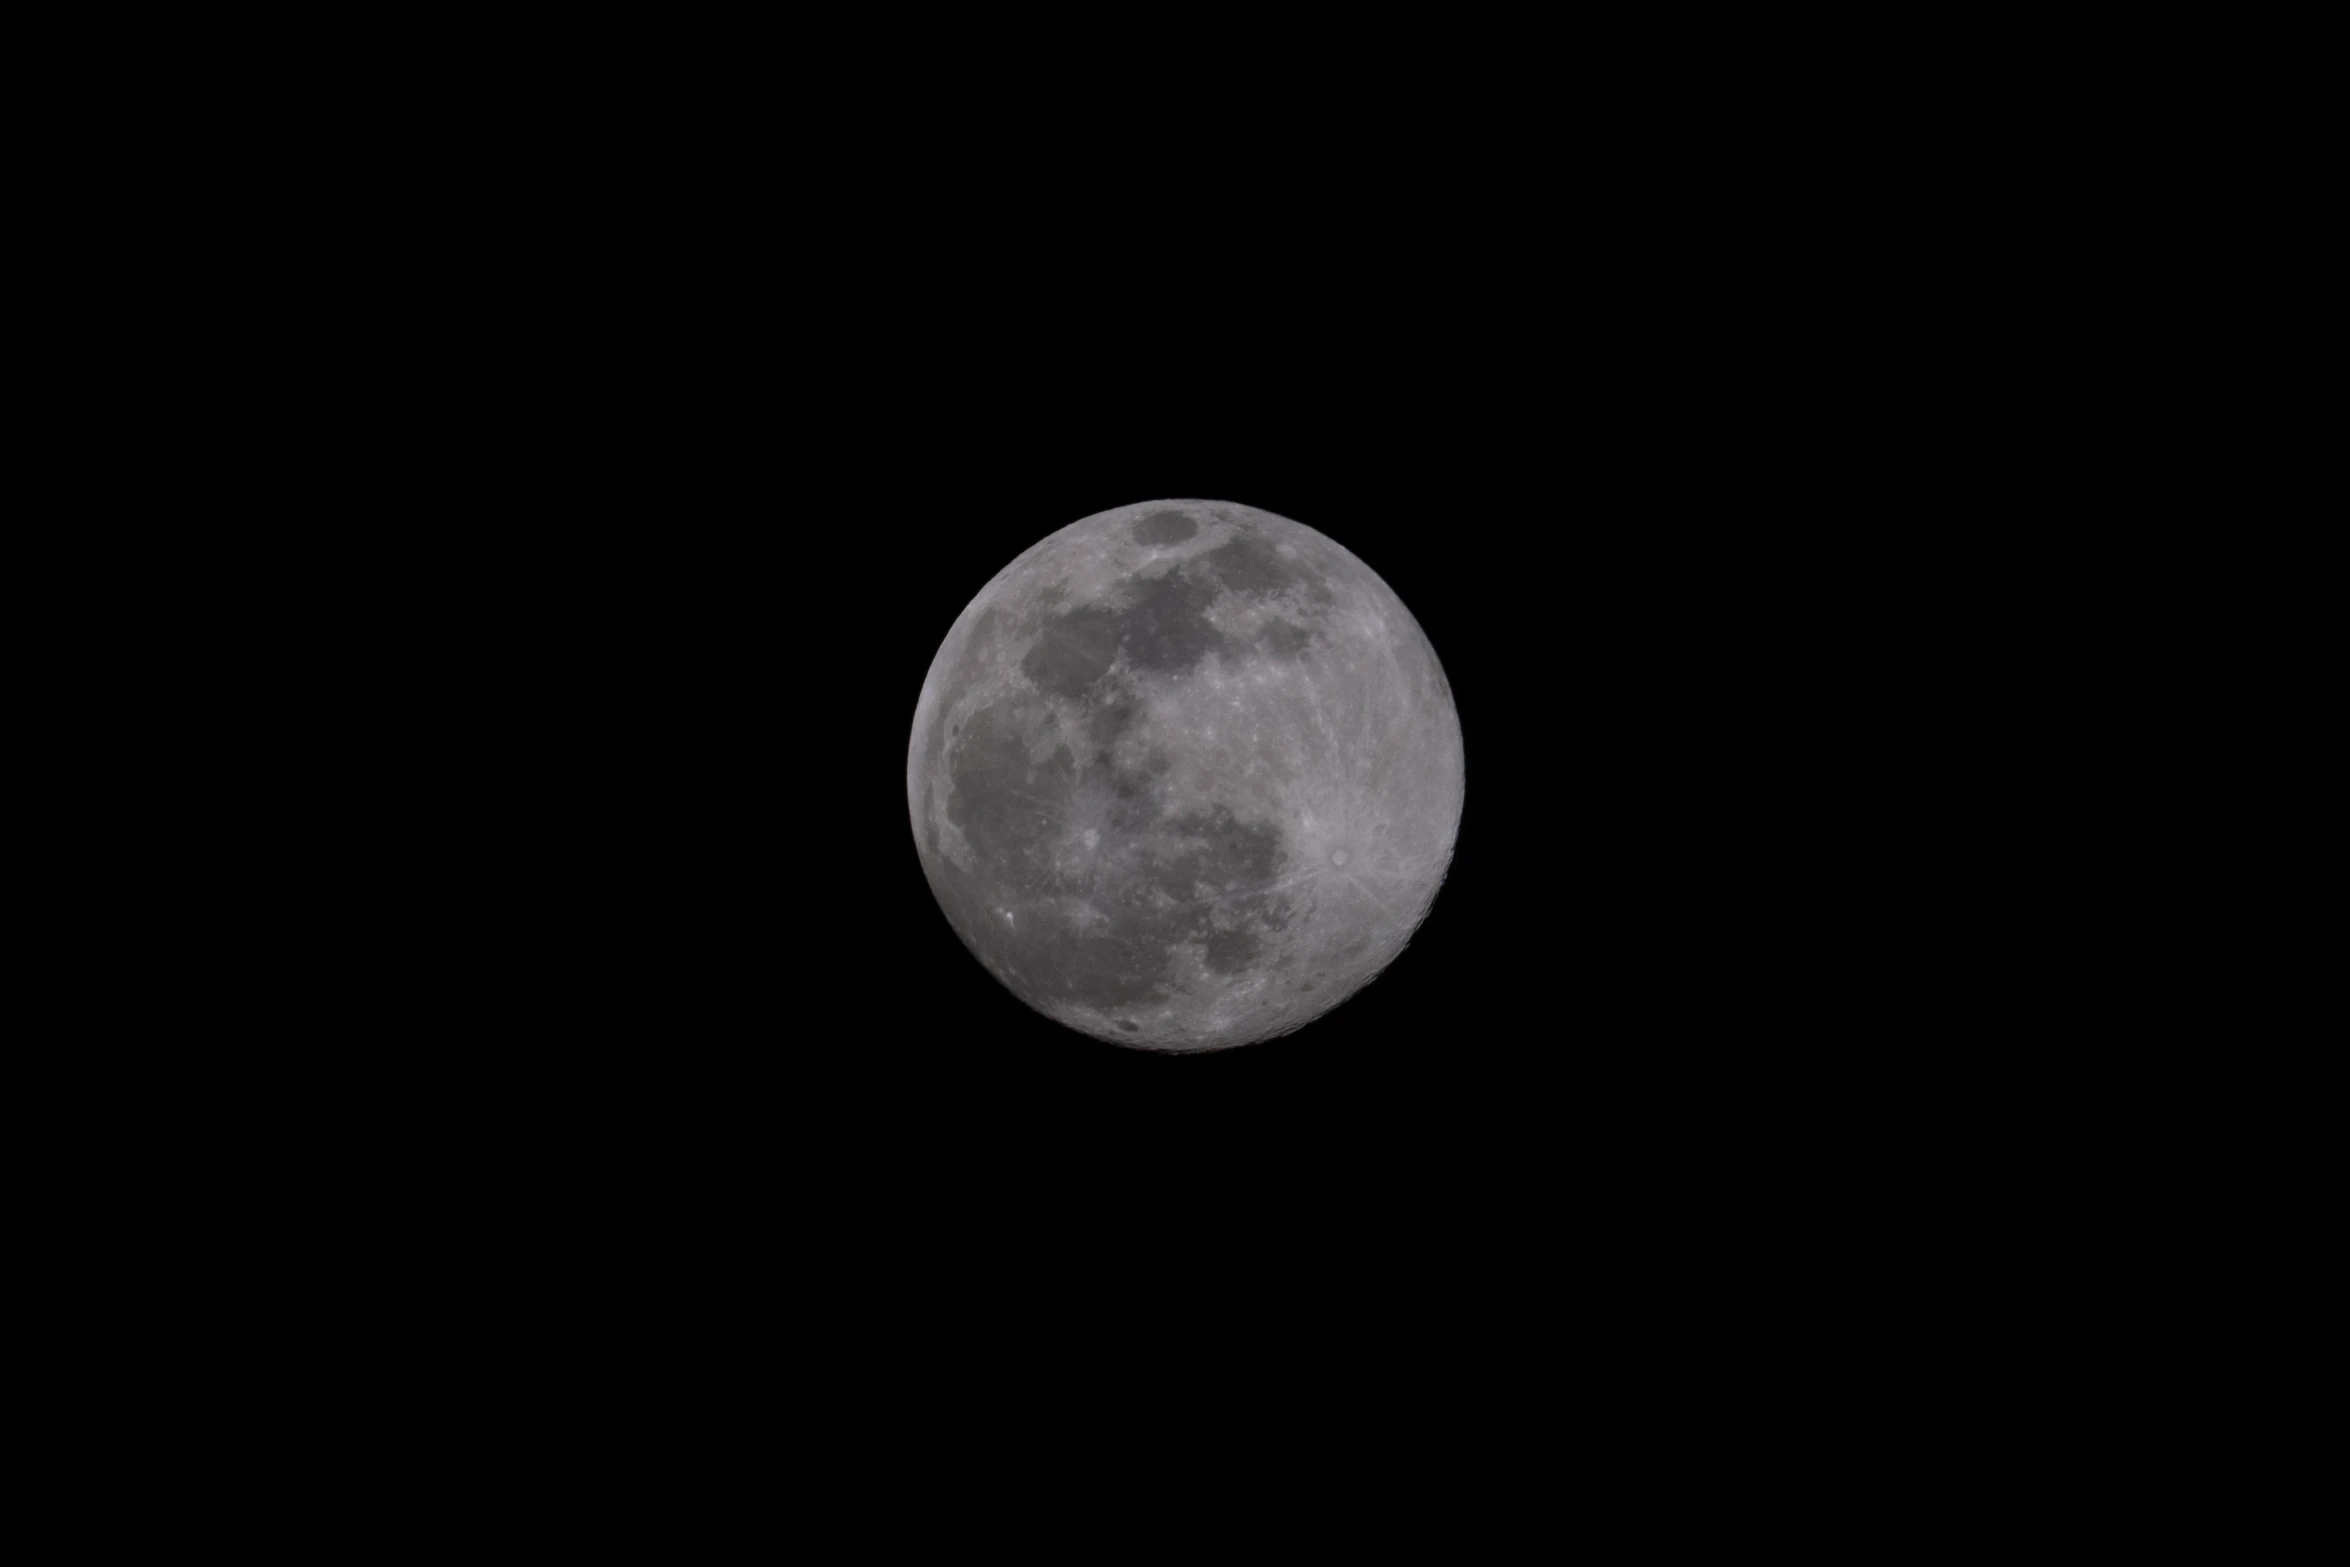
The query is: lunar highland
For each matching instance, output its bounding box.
[907,501,1464,1051]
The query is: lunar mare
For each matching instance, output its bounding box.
[907,501,1464,1051]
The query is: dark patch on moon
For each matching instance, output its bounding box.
[1203,531,1299,596]
[1020,571,1226,701]
[1021,604,1121,699]
[1086,688,1139,747]
[940,696,1295,1015]
[1202,927,1263,974]
[1156,804,1282,889]
[1117,1020,1140,1032]
[1116,569,1225,674]
[1104,764,1158,833]
[1018,915,1183,1009]
[920,606,1003,849]
[945,707,1078,891]
[1258,619,1311,658]
[1133,509,1198,545]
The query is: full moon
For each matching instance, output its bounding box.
[907,500,1465,1051]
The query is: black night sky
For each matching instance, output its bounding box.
[242,44,2067,1481]
[377,200,1982,1306]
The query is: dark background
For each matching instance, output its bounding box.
[140,32,2118,1496]
[422,284,1969,1260]
[339,126,2008,1346]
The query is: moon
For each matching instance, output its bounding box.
[906,500,1464,1052]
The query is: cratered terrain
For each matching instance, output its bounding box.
[907,501,1465,1051]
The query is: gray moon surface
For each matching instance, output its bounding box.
[907,500,1465,1052]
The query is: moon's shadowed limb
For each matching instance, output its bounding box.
[908,500,1464,1051]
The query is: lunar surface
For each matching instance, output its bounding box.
[907,500,1464,1051]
